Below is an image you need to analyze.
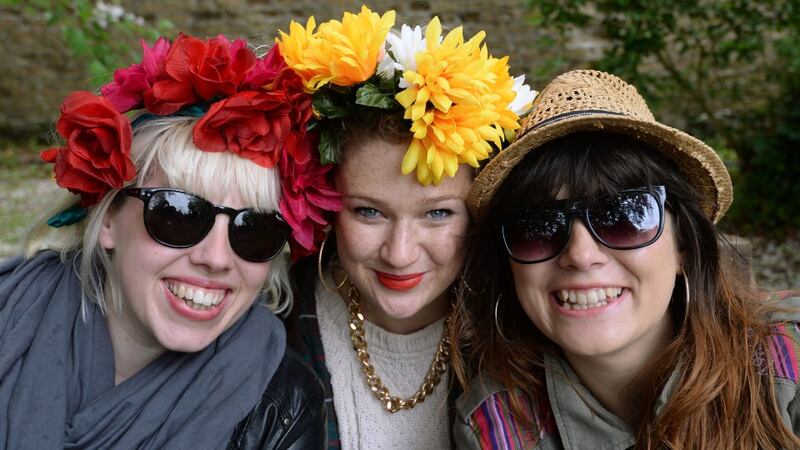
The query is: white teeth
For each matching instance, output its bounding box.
[556,287,623,310]
[166,281,225,310]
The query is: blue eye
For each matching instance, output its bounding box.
[355,207,380,219]
[428,209,453,220]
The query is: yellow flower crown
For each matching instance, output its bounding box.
[277,6,537,185]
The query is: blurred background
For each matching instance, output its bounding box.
[0,0,797,289]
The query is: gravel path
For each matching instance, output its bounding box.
[750,236,800,291]
[0,178,57,255]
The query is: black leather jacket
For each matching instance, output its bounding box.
[228,349,327,449]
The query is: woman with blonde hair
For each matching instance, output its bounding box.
[453,70,800,449]
[0,34,329,449]
[275,7,536,448]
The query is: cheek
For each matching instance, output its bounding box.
[335,216,379,261]
[238,261,272,294]
[426,220,469,266]
[510,263,549,310]
[429,238,465,270]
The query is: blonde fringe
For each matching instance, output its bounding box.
[23,115,293,318]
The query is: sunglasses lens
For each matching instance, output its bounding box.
[504,206,569,262]
[144,191,212,247]
[229,211,289,262]
[588,191,661,249]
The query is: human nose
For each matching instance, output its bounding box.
[188,214,234,272]
[379,220,419,268]
[556,219,609,271]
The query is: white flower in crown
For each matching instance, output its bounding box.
[508,75,538,116]
[377,24,439,87]
[375,46,396,80]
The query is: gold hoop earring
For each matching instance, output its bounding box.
[494,294,511,343]
[681,266,690,324]
[318,233,347,293]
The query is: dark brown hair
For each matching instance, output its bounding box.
[341,110,411,147]
[451,131,800,449]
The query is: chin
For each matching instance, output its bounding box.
[381,304,422,321]
[157,332,216,354]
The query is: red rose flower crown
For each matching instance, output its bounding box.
[42,33,342,260]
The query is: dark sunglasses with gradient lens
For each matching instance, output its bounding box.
[122,188,289,263]
[501,186,666,264]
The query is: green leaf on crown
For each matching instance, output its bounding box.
[318,122,344,165]
[355,83,397,109]
[312,90,352,118]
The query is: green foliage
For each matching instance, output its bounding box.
[728,28,800,235]
[318,121,345,165]
[355,84,397,110]
[4,0,172,88]
[312,72,404,164]
[525,0,800,235]
[312,90,355,119]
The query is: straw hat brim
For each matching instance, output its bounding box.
[466,113,733,222]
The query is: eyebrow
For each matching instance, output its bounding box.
[344,194,464,207]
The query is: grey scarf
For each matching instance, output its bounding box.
[0,251,285,449]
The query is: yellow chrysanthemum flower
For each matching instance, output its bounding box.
[277,6,395,91]
[395,17,520,185]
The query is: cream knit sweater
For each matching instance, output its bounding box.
[316,281,451,450]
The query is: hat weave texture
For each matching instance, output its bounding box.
[466,70,733,223]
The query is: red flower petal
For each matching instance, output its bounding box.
[44,91,135,207]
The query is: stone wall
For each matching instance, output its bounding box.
[1,0,605,138]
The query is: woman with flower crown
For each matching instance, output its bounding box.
[0,34,330,449]
[275,7,536,449]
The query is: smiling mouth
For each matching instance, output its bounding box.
[375,272,425,291]
[166,281,226,311]
[555,287,623,310]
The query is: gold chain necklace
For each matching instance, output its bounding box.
[344,280,452,413]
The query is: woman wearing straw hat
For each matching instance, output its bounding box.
[451,70,800,448]
[275,6,536,449]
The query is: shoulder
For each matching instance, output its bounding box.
[229,349,326,450]
[454,375,555,450]
[765,291,800,384]
[0,250,64,284]
[762,292,800,435]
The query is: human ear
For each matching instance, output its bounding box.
[97,206,117,250]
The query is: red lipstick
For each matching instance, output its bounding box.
[375,271,424,291]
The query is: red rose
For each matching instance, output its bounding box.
[145,34,257,115]
[193,90,292,167]
[40,91,136,207]
[244,45,313,164]
[244,46,314,164]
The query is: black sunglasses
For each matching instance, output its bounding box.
[501,186,666,264]
[121,188,289,263]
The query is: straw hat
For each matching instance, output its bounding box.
[466,70,733,222]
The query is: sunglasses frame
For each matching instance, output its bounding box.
[121,187,288,262]
[501,185,667,264]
